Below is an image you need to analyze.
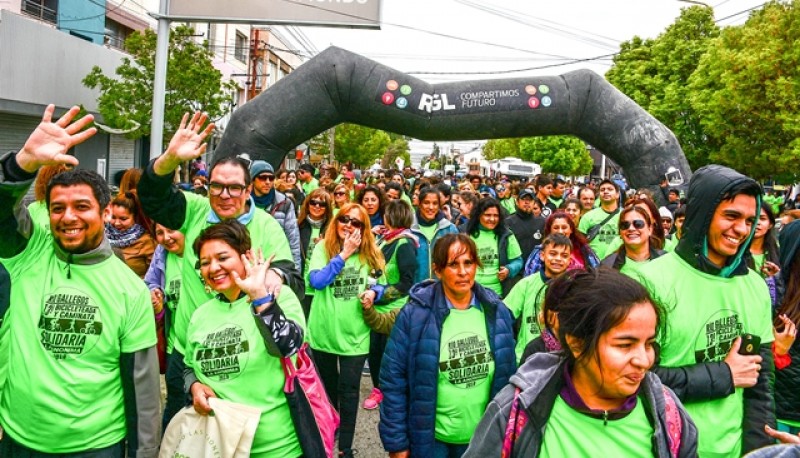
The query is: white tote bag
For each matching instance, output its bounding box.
[159,398,261,458]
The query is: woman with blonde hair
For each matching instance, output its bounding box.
[332,182,350,215]
[307,202,387,457]
[297,188,333,317]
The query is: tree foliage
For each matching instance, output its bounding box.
[519,136,593,176]
[688,1,800,182]
[330,123,393,168]
[606,6,720,170]
[381,137,411,169]
[482,138,521,160]
[83,25,237,142]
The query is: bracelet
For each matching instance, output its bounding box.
[251,294,274,308]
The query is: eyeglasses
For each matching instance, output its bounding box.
[334,191,346,197]
[255,174,275,182]
[308,200,327,208]
[337,215,364,229]
[209,182,247,197]
[620,219,647,230]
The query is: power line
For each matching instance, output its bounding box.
[406,53,617,75]
[58,0,128,22]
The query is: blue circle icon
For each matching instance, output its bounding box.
[396,97,408,109]
[541,96,552,107]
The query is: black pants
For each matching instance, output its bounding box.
[0,433,123,458]
[368,331,388,388]
[162,350,188,432]
[313,349,368,452]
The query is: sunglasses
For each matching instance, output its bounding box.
[620,219,647,230]
[334,191,347,197]
[337,215,364,229]
[308,199,327,208]
[255,174,275,182]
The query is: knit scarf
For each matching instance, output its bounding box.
[380,228,420,248]
[106,223,146,248]
[416,209,444,227]
[306,216,325,229]
[252,189,276,210]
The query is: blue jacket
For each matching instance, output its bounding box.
[378,280,517,456]
[410,218,459,283]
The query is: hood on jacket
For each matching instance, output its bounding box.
[779,220,800,274]
[675,164,762,278]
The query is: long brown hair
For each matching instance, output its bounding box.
[323,202,384,273]
[298,188,332,224]
[617,204,663,251]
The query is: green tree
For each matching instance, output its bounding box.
[381,137,411,169]
[606,6,719,169]
[83,25,237,142]
[332,123,392,168]
[519,136,593,176]
[482,138,521,160]
[689,1,800,182]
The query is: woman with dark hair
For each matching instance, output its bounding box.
[106,191,156,278]
[624,197,665,250]
[466,268,698,457]
[601,205,666,277]
[358,185,386,235]
[464,197,522,297]
[362,199,419,411]
[380,234,517,458]
[561,197,582,227]
[297,188,333,318]
[184,220,306,457]
[411,186,459,283]
[749,204,781,305]
[307,202,387,457]
[773,220,800,437]
[524,211,599,276]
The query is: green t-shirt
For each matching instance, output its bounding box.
[636,252,774,458]
[303,226,322,296]
[503,272,547,361]
[26,200,49,227]
[417,223,439,247]
[618,256,650,279]
[307,244,384,355]
[663,235,679,252]
[164,251,183,353]
[184,289,305,457]
[302,178,319,195]
[0,224,156,453]
[435,307,495,444]
[172,193,294,355]
[376,238,410,313]
[578,207,621,260]
[500,198,516,215]
[541,395,653,457]
[474,230,522,296]
[751,252,765,277]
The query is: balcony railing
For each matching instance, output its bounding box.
[21,0,57,25]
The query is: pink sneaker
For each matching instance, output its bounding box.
[362,387,383,410]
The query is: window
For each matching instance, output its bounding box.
[104,18,133,50]
[21,0,58,24]
[234,31,248,62]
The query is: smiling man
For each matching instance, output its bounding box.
[636,165,775,457]
[0,105,160,456]
[136,113,301,401]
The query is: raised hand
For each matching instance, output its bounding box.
[154,112,215,175]
[16,104,97,173]
[232,249,272,302]
[773,314,797,356]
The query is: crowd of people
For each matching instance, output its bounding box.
[1,105,800,458]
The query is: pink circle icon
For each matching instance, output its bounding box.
[386,80,399,91]
[382,92,395,105]
[528,97,540,109]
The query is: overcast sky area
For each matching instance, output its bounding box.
[289,0,768,164]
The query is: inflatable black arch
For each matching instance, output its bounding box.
[215,46,691,190]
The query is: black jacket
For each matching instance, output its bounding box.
[298,217,329,281]
[506,209,545,261]
[775,220,800,422]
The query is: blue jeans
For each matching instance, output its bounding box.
[432,440,469,458]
